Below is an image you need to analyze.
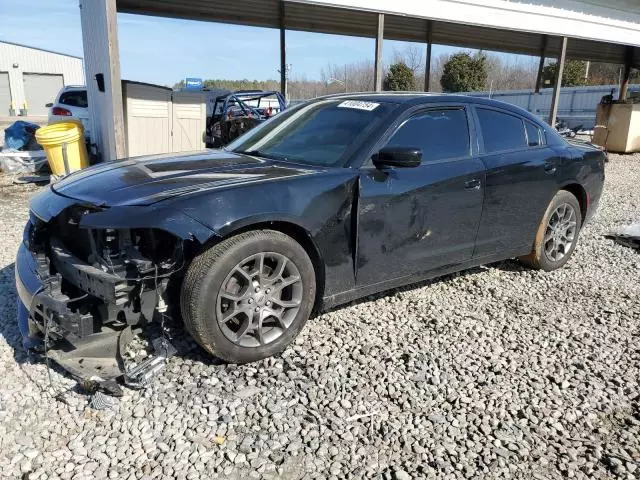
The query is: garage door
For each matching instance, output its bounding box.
[23,73,63,116]
[0,72,11,116]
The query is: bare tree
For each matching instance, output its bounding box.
[321,60,375,93]
[484,54,538,91]
[390,45,427,90]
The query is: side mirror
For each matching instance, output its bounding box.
[373,147,422,169]
[45,103,53,108]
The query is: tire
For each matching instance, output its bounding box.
[519,190,582,271]
[180,230,316,363]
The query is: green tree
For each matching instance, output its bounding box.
[541,60,587,87]
[383,62,415,91]
[440,52,487,92]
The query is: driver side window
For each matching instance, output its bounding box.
[385,108,471,164]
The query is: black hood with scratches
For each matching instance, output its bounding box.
[51,150,318,207]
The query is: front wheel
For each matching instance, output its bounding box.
[181,230,316,364]
[519,190,582,271]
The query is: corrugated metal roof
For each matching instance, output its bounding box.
[118,0,281,28]
[0,40,82,59]
[116,0,638,66]
[285,2,378,37]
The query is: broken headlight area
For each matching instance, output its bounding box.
[25,208,185,392]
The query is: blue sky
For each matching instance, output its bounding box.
[0,0,469,86]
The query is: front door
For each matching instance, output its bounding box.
[356,106,485,287]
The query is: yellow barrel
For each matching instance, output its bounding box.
[35,121,89,176]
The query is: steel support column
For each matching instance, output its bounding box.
[548,36,567,126]
[374,13,384,92]
[535,35,548,93]
[80,0,125,161]
[279,1,287,98]
[424,20,433,91]
[619,46,634,102]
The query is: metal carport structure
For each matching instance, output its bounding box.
[79,0,640,161]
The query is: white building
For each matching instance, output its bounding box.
[0,41,85,117]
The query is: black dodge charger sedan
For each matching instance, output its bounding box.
[16,93,605,383]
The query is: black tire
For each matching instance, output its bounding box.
[519,190,582,271]
[180,230,316,363]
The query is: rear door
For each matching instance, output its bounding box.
[357,105,486,286]
[472,106,560,257]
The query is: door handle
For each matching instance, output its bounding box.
[464,179,481,190]
[544,161,557,174]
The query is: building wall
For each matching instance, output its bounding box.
[0,42,84,115]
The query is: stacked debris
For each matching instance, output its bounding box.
[0,120,48,174]
[605,223,640,251]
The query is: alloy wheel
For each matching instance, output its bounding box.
[543,203,577,262]
[216,252,303,347]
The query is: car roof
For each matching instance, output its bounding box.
[315,92,545,126]
[59,85,87,92]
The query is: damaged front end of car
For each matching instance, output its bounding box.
[16,191,214,394]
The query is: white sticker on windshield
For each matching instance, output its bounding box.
[337,100,380,111]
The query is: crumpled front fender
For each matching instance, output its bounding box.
[29,186,218,244]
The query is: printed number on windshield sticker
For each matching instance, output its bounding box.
[337,100,380,111]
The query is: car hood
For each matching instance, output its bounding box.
[51,150,318,207]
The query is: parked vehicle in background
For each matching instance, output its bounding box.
[47,86,90,137]
[206,90,286,146]
[16,93,605,390]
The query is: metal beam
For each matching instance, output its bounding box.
[279,1,287,98]
[548,36,567,126]
[80,0,125,160]
[619,46,634,101]
[424,20,433,91]
[374,13,384,92]
[535,35,548,93]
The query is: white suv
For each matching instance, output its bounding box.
[47,86,90,137]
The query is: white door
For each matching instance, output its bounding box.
[23,73,64,116]
[171,91,206,152]
[122,81,172,157]
[0,72,11,116]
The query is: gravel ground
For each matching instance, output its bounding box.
[0,154,639,480]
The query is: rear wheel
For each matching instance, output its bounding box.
[519,190,582,271]
[181,230,316,363]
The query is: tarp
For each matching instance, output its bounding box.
[3,121,41,150]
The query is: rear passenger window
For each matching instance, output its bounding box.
[385,108,470,163]
[525,121,542,147]
[59,91,88,108]
[476,108,526,153]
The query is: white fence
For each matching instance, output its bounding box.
[291,84,640,130]
[464,84,640,129]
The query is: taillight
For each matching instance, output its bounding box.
[51,106,72,116]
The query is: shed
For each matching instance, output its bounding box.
[122,80,206,157]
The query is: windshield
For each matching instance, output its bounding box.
[227,99,395,167]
